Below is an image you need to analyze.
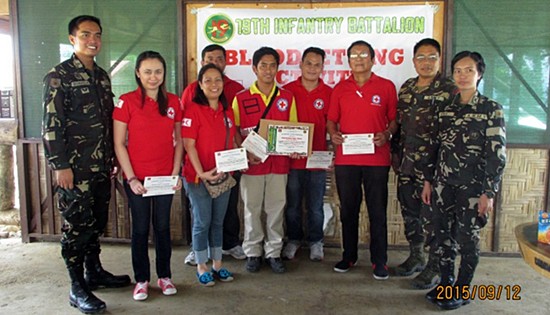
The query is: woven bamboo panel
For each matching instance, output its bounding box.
[497,148,548,252]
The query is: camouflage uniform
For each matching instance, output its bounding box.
[42,54,115,270]
[425,91,506,286]
[393,74,455,255]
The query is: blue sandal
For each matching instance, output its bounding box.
[196,271,215,286]
[211,267,234,282]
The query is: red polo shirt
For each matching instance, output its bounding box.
[113,89,182,180]
[181,102,236,183]
[232,82,297,175]
[328,73,397,166]
[181,76,244,111]
[283,77,332,169]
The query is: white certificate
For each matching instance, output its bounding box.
[267,124,309,156]
[215,148,248,172]
[241,130,269,163]
[143,175,179,197]
[306,151,334,169]
[342,133,374,155]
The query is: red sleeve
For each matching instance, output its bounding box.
[169,94,183,122]
[327,85,341,123]
[180,82,196,112]
[113,94,130,123]
[181,105,199,140]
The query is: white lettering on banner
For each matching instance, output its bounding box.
[196,5,435,89]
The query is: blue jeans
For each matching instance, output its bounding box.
[184,181,230,264]
[124,182,173,283]
[285,169,326,243]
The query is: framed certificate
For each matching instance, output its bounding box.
[258,119,314,156]
[266,124,309,156]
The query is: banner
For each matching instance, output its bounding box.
[196,5,435,89]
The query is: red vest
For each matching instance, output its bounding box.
[234,86,295,175]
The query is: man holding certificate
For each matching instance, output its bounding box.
[281,47,333,262]
[327,40,397,280]
[233,47,297,274]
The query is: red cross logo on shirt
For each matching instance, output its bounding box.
[313,98,324,110]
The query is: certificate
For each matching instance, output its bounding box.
[215,148,248,172]
[267,124,309,156]
[306,151,334,169]
[342,133,374,155]
[241,130,269,163]
[143,175,179,197]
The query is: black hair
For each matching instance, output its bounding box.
[347,40,375,61]
[192,64,228,110]
[68,15,102,35]
[135,51,168,116]
[201,44,226,61]
[302,47,326,62]
[451,51,486,86]
[413,38,441,55]
[252,47,280,67]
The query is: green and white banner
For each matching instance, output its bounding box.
[196,5,435,89]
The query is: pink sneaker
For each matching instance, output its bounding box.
[133,281,149,301]
[158,277,177,295]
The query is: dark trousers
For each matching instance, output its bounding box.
[223,171,242,250]
[335,165,389,265]
[432,181,487,285]
[398,174,437,255]
[124,182,173,283]
[58,171,111,269]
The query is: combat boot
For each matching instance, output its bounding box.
[412,253,440,289]
[84,253,131,290]
[426,263,453,303]
[394,243,426,276]
[68,266,106,314]
[436,268,474,310]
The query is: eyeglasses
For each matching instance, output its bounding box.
[414,54,439,62]
[349,52,369,59]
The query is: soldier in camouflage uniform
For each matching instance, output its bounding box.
[42,15,130,314]
[422,51,506,310]
[391,39,455,290]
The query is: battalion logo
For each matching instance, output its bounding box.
[182,118,192,127]
[276,98,289,112]
[371,95,381,106]
[167,107,175,119]
[115,99,124,108]
[204,13,235,44]
[313,98,324,110]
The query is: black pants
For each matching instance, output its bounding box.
[335,165,389,265]
[124,182,173,282]
[57,171,111,269]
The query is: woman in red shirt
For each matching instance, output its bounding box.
[113,51,183,301]
[182,64,236,286]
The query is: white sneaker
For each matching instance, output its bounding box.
[282,241,301,260]
[133,281,149,301]
[222,245,246,260]
[309,242,324,261]
[184,250,197,266]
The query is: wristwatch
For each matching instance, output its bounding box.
[384,130,392,140]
